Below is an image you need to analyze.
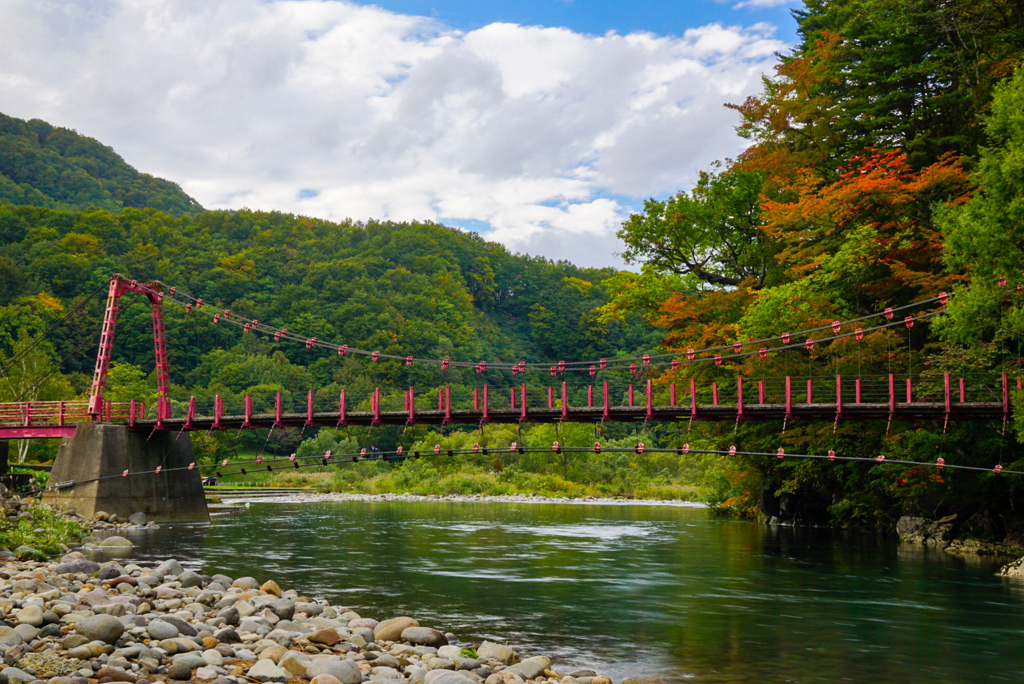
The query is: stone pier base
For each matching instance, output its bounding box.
[43,422,209,523]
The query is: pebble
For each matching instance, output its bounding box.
[0,546,619,684]
[165,662,192,681]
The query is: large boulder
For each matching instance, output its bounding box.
[896,515,957,546]
[1000,555,1024,577]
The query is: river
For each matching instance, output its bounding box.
[121,500,1024,683]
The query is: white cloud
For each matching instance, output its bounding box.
[732,0,792,9]
[0,0,786,268]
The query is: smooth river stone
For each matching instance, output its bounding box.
[146,620,179,640]
[506,656,551,681]
[76,614,125,644]
[424,672,476,684]
[247,660,288,683]
[15,605,44,627]
[476,641,514,665]
[402,626,447,648]
[306,658,362,684]
[308,628,341,645]
[100,536,134,548]
[54,560,100,576]
[374,616,418,642]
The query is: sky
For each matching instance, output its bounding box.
[0,0,802,269]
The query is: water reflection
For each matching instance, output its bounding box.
[116,502,1024,683]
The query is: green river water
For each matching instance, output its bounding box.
[124,500,1024,683]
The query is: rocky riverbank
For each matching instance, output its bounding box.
[0,552,662,684]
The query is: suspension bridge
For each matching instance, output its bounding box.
[0,274,1015,521]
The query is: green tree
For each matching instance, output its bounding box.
[618,165,776,288]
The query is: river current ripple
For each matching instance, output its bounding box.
[123,501,1024,683]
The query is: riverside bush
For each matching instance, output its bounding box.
[0,503,87,556]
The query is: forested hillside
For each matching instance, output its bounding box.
[0,197,657,472]
[0,113,200,215]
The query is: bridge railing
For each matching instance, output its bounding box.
[168,372,1015,421]
[0,400,139,427]
[3,372,1017,431]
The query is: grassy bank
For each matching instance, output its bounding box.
[0,502,88,558]
[206,457,707,501]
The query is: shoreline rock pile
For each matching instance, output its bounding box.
[0,555,629,684]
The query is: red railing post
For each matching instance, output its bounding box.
[888,374,896,413]
[521,384,528,422]
[855,378,861,404]
[548,386,554,409]
[243,393,253,428]
[338,390,347,426]
[588,385,593,407]
[737,376,743,417]
[806,378,812,404]
[213,395,222,429]
[603,381,610,421]
[473,388,479,411]
[645,379,654,420]
[712,382,718,406]
[274,391,284,428]
[835,375,842,417]
[758,380,764,404]
[59,400,65,427]
[629,384,634,407]
[906,377,912,403]
[944,372,951,417]
[128,400,135,428]
[670,383,676,406]
[482,385,490,422]
[690,378,697,418]
[444,386,452,424]
[306,390,315,427]
[959,377,965,403]
[185,396,196,430]
[374,388,383,425]
[408,387,416,424]
[785,376,792,418]
[511,387,516,410]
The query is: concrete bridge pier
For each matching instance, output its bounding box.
[43,422,209,523]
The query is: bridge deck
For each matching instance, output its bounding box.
[130,401,1004,430]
